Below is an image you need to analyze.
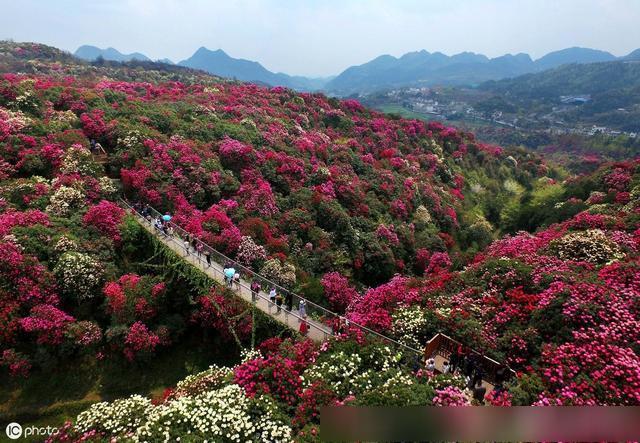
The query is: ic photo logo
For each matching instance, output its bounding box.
[5,422,22,440]
[5,422,59,440]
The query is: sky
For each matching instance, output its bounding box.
[1,0,640,77]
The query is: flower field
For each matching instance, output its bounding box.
[0,41,638,441]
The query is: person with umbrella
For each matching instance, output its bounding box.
[224,266,235,288]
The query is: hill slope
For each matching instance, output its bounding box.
[479,60,640,131]
[0,42,638,439]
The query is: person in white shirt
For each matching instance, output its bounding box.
[426,358,436,372]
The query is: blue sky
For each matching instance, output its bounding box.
[2,0,639,76]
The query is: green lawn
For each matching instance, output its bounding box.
[376,104,435,121]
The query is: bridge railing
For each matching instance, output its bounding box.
[120,198,425,359]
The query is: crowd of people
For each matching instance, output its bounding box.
[130,201,312,336]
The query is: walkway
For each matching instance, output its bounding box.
[122,201,333,342]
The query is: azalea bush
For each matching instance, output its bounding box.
[53,251,103,302]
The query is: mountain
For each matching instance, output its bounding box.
[325,47,636,96]
[533,47,616,71]
[178,47,329,91]
[75,45,151,62]
[623,48,640,61]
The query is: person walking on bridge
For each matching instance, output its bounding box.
[298,299,307,319]
[233,270,241,291]
[250,279,260,302]
[224,266,235,288]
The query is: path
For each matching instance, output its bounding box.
[122,202,333,342]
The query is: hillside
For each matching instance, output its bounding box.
[479,60,640,131]
[0,42,639,439]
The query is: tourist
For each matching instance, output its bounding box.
[442,360,451,374]
[299,319,309,335]
[494,366,507,393]
[411,354,422,373]
[183,235,190,255]
[89,138,96,152]
[450,345,463,374]
[204,250,211,268]
[472,365,485,388]
[463,353,475,378]
[250,279,260,302]
[196,242,203,257]
[298,299,307,319]
[426,357,436,373]
[275,292,283,313]
[472,380,487,404]
[233,271,241,291]
[224,266,235,288]
[154,217,163,232]
[269,287,277,306]
[167,225,174,237]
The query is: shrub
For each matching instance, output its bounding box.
[54,252,103,301]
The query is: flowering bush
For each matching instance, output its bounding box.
[19,304,74,345]
[0,349,31,377]
[138,385,292,442]
[123,321,160,361]
[321,272,358,312]
[391,306,429,349]
[431,386,470,406]
[192,288,253,343]
[261,258,296,288]
[59,144,101,176]
[54,252,103,301]
[74,394,153,436]
[64,320,103,347]
[83,200,126,243]
[235,235,267,270]
[302,345,403,399]
[45,185,85,217]
[549,229,624,264]
[167,364,233,400]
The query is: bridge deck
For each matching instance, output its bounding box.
[130,211,333,342]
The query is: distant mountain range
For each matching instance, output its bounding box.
[75,45,156,63]
[74,45,640,95]
[176,47,331,91]
[326,47,640,95]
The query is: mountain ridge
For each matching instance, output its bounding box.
[325,46,634,95]
[73,44,640,94]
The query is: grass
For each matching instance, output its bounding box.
[377,104,434,121]
[0,334,240,440]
